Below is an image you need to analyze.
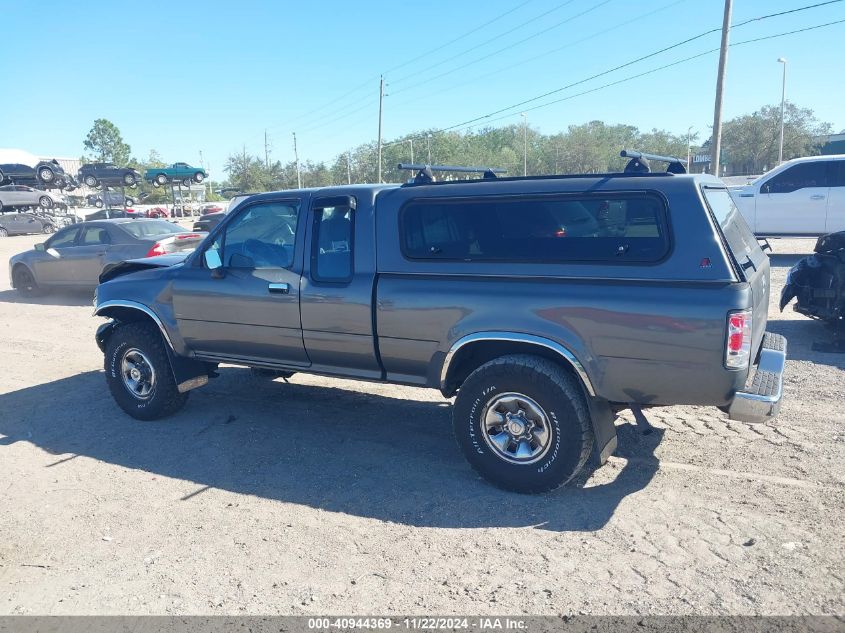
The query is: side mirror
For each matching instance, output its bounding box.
[34,243,45,252]
[204,249,225,278]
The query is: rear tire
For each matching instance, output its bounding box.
[95,199,104,208]
[123,173,136,186]
[452,354,594,494]
[84,175,98,187]
[39,196,52,209]
[104,322,189,421]
[154,173,167,186]
[0,227,7,237]
[193,172,204,183]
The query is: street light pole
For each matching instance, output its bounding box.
[778,57,787,164]
[521,112,527,176]
[292,132,301,189]
[408,138,414,164]
[687,125,694,171]
[427,134,432,164]
[347,151,352,185]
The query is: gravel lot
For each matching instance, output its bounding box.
[0,234,842,616]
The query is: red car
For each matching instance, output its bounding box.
[146,207,169,219]
[200,204,224,214]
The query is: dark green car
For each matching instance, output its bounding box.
[144,162,207,188]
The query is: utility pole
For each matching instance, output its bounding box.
[778,57,787,164]
[377,75,384,183]
[292,132,301,189]
[710,0,733,177]
[521,113,528,176]
[426,134,432,164]
[264,129,271,167]
[687,126,694,170]
[347,151,352,185]
[408,139,414,164]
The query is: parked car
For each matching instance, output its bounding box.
[0,158,68,187]
[146,207,170,219]
[193,194,251,231]
[0,184,62,210]
[90,155,786,493]
[144,163,207,187]
[0,212,56,237]
[780,229,845,323]
[82,208,145,220]
[87,192,135,208]
[200,204,224,214]
[78,163,142,188]
[9,220,206,291]
[730,154,845,236]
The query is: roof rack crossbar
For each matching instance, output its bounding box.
[620,149,687,174]
[398,163,506,184]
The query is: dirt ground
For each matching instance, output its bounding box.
[0,233,842,616]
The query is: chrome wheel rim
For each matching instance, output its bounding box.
[120,348,156,399]
[85,176,96,186]
[39,168,53,181]
[481,392,552,465]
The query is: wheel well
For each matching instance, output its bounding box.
[442,340,587,398]
[97,307,164,347]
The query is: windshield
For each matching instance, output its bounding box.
[118,220,185,238]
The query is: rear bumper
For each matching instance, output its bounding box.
[727,332,787,423]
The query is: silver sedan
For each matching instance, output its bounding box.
[9,219,206,295]
[0,184,62,211]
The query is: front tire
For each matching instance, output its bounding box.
[84,175,98,187]
[123,173,137,186]
[12,265,42,296]
[0,227,7,237]
[42,223,55,234]
[95,199,104,208]
[154,173,168,186]
[38,166,55,183]
[104,322,189,421]
[193,172,204,183]
[39,196,52,209]
[452,355,594,494]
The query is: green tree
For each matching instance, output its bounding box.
[83,119,131,165]
[721,102,832,174]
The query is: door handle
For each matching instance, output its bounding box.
[810,194,825,200]
[268,282,290,294]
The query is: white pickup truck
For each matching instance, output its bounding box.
[730,154,845,237]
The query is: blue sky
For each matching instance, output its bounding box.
[2,0,844,178]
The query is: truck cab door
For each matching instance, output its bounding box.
[299,194,381,380]
[756,161,830,235]
[172,198,309,366]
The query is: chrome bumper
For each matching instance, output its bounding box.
[728,332,787,423]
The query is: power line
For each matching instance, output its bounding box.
[383,0,534,75]
[265,1,536,132]
[428,1,845,135]
[390,0,578,86]
[427,17,845,137]
[389,0,686,109]
[390,0,615,97]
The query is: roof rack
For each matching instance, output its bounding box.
[397,163,506,184]
[620,150,687,174]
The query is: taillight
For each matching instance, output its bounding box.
[146,242,166,257]
[555,228,567,237]
[725,309,752,369]
[176,233,201,240]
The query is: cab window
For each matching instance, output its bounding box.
[764,162,830,193]
[207,201,300,269]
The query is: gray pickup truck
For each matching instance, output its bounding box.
[93,156,787,493]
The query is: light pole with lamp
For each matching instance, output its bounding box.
[778,57,787,164]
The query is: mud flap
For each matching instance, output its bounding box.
[165,347,210,393]
[588,397,618,467]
